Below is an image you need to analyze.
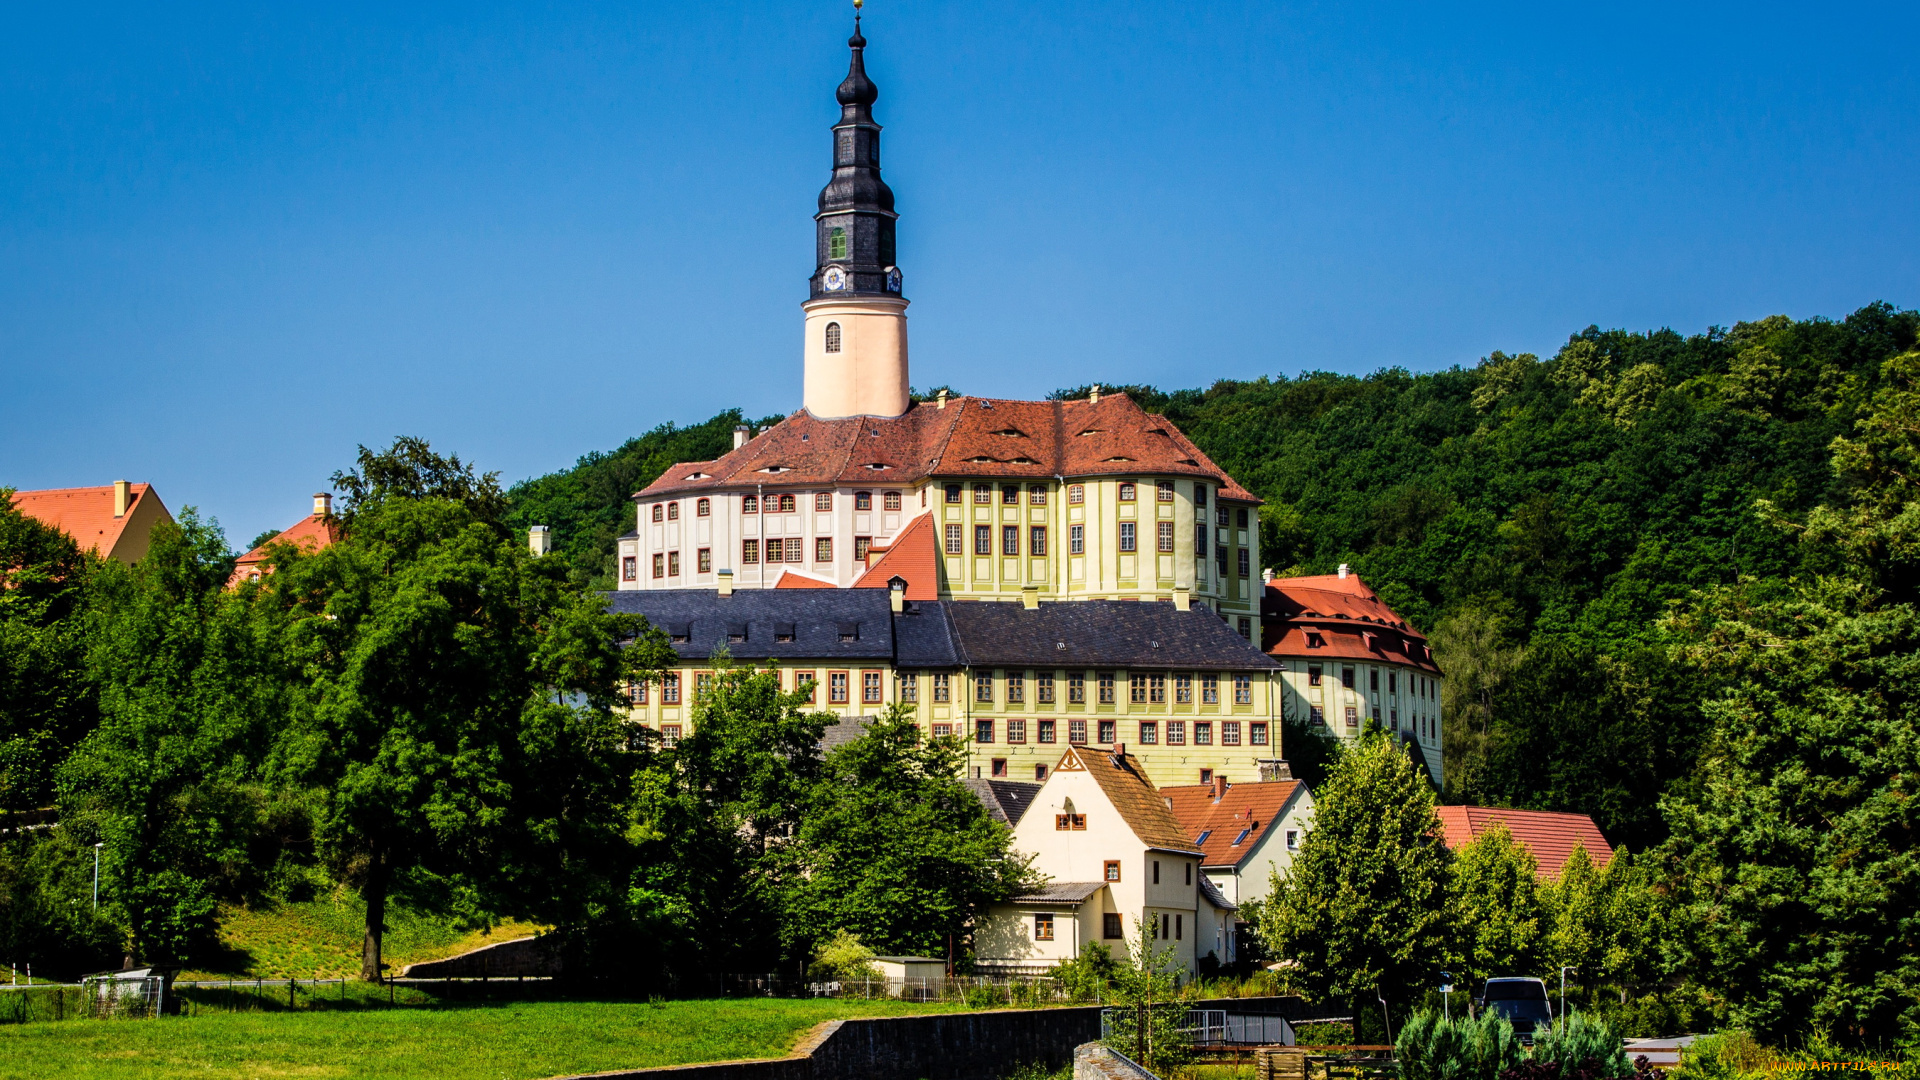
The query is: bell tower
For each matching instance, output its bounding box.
[803,6,910,420]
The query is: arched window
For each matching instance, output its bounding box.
[828,227,847,260]
[825,322,842,353]
[696,498,710,517]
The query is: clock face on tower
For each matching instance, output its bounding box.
[822,266,849,292]
[885,266,902,293]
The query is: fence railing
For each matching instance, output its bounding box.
[1101,1006,1298,1047]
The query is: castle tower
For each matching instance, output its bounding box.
[803,13,910,420]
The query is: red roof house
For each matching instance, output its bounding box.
[230,494,338,587]
[1163,774,1316,909]
[10,481,173,564]
[1434,805,1613,878]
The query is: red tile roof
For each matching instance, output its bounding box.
[1262,571,1441,675]
[10,484,169,562]
[773,569,837,589]
[1056,746,1203,854]
[852,512,941,599]
[1434,805,1613,878]
[635,394,1259,503]
[1163,781,1305,869]
[229,512,338,587]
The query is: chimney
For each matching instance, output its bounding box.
[889,576,905,613]
[1337,563,1351,580]
[528,526,551,557]
[1257,759,1293,783]
[936,389,948,410]
[1173,585,1190,612]
[717,569,734,597]
[313,493,333,518]
[1212,774,1229,801]
[1089,384,1102,404]
[112,480,130,518]
[1021,584,1040,610]
[1262,568,1274,585]
[1114,743,1126,759]
[733,425,751,450]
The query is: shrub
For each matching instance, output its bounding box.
[806,929,879,984]
[1398,1009,1525,1080]
[1525,1012,1631,1080]
[1053,941,1124,1000]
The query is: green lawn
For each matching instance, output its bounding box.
[182,892,546,980]
[0,997,973,1080]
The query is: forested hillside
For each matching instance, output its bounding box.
[506,303,1920,850]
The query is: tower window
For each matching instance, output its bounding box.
[825,322,842,353]
[828,226,847,260]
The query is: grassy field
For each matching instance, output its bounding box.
[0,997,974,1080]
[181,891,545,980]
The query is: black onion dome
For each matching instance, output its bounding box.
[809,16,902,301]
[836,29,878,108]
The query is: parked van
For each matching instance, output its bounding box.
[1477,977,1552,1041]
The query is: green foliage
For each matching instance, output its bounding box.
[1527,1011,1632,1079]
[1101,923,1194,1074]
[0,490,97,812]
[806,928,880,982]
[1260,733,1452,1010]
[1053,940,1126,1000]
[1540,849,1662,1000]
[1448,822,1543,991]
[1396,1009,1524,1080]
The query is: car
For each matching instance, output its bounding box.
[1477,977,1553,1041]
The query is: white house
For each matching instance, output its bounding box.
[974,745,1236,977]
[1162,771,1315,911]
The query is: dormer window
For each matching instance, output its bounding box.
[825,322,842,353]
[837,621,859,642]
[828,227,847,260]
[774,622,796,643]
[992,428,1028,438]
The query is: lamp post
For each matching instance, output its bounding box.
[1440,972,1453,1021]
[92,842,103,911]
[1559,966,1577,1035]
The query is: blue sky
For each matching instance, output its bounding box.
[3,1,1915,548]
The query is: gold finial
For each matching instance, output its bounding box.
[853,0,863,8]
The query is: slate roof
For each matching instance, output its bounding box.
[603,588,896,662]
[964,778,1043,827]
[635,394,1259,503]
[943,600,1281,672]
[1263,571,1441,675]
[1198,874,1237,911]
[1434,805,1614,878]
[10,484,169,560]
[1010,882,1108,905]
[1163,780,1306,870]
[1061,746,1203,855]
[891,600,962,667]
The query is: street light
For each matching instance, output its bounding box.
[92,843,103,911]
[1439,971,1453,1021]
[1559,966,1578,1035]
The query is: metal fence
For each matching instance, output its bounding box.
[725,973,1082,1005]
[1102,1006,1298,1047]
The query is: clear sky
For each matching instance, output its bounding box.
[3,1,1915,548]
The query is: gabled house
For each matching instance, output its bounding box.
[229,494,338,588]
[973,746,1235,977]
[1434,806,1613,878]
[1163,773,1315,911]
[10,481,173,564]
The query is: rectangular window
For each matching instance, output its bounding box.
[1346,706,1359,727]
[1103,860,1122,883]
[992,758,1007,778]
[663,672,681,704]
[1069,673,1086,704]
[796,672,816,703]
[696,498,711,517]
[1217,546,1229,574]
[1156,480,1175,503]
[1158,520,1175,553]
[1002,484,1021,505]
[1174,674,1192,704]
[1222,720,1241,746]
[976,719,995,744]
[1068,719,1087,744]
[1036,673,1055,703]
[855,491,872,511]
[829,671,850,704]
[1098,672,1116,704]
[1139,721,1158,744]
[1007,672,1025,703]
[764,538,783,564]
[1388,672,1398,695]
[623,556,637,581]
[652,554,665,579]
[1202,674,1219,704]
[1251,721,1269,746]
[628,678,648,705]
[1028,484,1048,505]
[1130,674,1147,704]
[743,495,759,514]
[862,670,883,704]
[1194,721,1212,745]
[976,674,994,703]
[667,551,681,577]
[1002,524,1019,556]
[933,673,951,702]
[697,548,712,574]
[945,524,962,555]
[1234,674,1253,704]
[1103,912,1123,939]
[1037,719,1056,743]
[1238,549,1251,578]
[1069,525,1084,554]
[1119,522,1136,552]
[785,538,804,562]
[667,503,679,521]
[661,723,682,747]
[1175,914,1183,940]
[1217,505,1230,527]
[1118,482,1136,502]
[854,536,872,563]
[815,537,833,563]
[1195,485,1208,509]
[1308,664,1323,687]
[742,539,760,565]
[1238,616,1253,640]
[1371,669,1380,692]
[1007,719,1026,744]
[1033,912,1054,941]
[815,492,833,512]
[1030,526,1047,556]
[1149,673,1166,703]
[945,483,963,504]
[1069,484,1085,505]
[1153,861,1161,885]
[884,491,902,510]
[899,674,918,703]
[1237,507,1249,527]
[1310,705,1325,726]
[932,722,953,738]
[1098,719,1117,744]
[1342,666,1356,689]
[975,525,992,555]
[695,671,714,700]
[653,504,664,523]
[1286,830,1299,852]
[1372,705,1383,722]
[974,483,992,505]
[1197,524,1208,551]
[1167,720,1186,745]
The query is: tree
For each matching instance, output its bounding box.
[780,706,1033,962]
[0,490,96,812]
[1448,821,1543,991]
[1261,733,1453,1019]
[266,438,657,981]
